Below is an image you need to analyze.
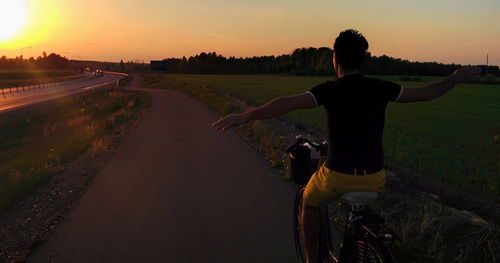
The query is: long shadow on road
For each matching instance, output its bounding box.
[29,77,297,263]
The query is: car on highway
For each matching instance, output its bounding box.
[92,70,104,76]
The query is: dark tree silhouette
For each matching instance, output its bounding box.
[157,47,499,78]
[0,52,70,70]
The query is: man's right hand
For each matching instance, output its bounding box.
[451,67,481,83]
[211,113,250,131]
[396,66,482,103]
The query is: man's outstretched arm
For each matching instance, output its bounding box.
[211,92,316,131]
[397,66,481,103]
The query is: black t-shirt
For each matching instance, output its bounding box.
[307,74,403,172]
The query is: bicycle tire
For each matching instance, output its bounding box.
[352,235,395,263]
[293,187,307,263]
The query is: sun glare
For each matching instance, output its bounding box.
[0,0,27,42]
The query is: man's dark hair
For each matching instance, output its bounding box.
[333,29,369,71]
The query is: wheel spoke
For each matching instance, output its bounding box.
[353,238,394,263]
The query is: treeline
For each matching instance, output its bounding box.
[160,47,500,77]
[67,59,149,73]
[0,52,70,70]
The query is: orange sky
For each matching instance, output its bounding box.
[0,0,499,66]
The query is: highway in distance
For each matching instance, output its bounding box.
[0,72,126,114]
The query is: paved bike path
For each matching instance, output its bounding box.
[29,78,297,262]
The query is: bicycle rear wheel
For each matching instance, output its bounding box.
[352,236,395,263]
[293,187,307,263]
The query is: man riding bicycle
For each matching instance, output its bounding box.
[211,29,480,263]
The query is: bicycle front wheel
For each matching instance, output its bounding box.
[293,187,307,263]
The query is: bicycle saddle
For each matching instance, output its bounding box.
[340,192,378,205]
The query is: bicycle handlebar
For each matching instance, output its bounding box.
[284,135,322,153]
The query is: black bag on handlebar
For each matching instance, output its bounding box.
[286,144,312,185]
[284,146,325,186]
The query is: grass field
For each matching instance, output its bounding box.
[0,87,151,214]
[0,69,81,88]
[0,69,78,80]
[166,74,500,199]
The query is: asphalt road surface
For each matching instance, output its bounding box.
[29,78,297,262]
[0,72,125,113]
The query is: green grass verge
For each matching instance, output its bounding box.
[0,87,151,214]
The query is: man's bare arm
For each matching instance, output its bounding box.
[244,93,316,120]
[397,67,481,103]
[211,93,316,131]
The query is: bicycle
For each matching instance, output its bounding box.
[284,136,397,263]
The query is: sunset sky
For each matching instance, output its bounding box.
[0,0,498,66]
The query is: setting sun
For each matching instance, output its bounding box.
[0,0,27,42]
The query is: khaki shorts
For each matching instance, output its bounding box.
[303,161,386,207]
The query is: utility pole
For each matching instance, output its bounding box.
[486,54,488,66]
